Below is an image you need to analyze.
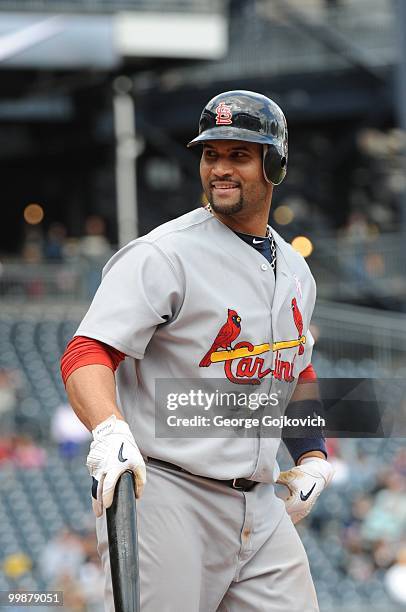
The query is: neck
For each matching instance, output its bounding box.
[208,206,271,237]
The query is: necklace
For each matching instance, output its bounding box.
[266,226,277,272]
[205,203,277,271]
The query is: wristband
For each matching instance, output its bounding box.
[282,399,327,464]
[283,399,325,438]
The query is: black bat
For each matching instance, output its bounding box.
[106,470,140,612]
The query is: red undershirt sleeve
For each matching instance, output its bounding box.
[298,363,317,383]
[60,335,126,386]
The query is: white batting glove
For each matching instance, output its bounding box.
[86,415,146,518]
[276,457,334,524]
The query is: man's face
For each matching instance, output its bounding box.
[199,140,272,216]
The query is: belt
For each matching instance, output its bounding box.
[147,457,258,492]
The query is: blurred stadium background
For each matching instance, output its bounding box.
[0,0,405,610]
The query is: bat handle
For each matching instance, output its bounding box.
[106,470,140,612]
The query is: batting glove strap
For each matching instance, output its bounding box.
[276,457,334,524]
[296,457,334,484]
[86,415,146,517]
[92,414,132,439]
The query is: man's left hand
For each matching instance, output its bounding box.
[276,457,334,524]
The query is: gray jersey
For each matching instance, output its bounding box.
[76,207,316,483]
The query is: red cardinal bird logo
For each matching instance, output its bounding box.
[199,309,241,367]
[291,298,304,355]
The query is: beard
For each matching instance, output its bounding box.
[210,199,244,215]
[208,189,244,215]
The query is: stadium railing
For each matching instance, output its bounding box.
[0,258,106,302]
[168,0,394,85]
[309,232,406,303]
[312,300,406,372]
[0,0,222,13]
[2,231,404,303]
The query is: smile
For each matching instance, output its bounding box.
[211,182,240,190]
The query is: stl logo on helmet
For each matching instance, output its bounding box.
[215,102,233,125]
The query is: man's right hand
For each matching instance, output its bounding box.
[86,415,146,517]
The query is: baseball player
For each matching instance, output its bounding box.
[61,90,334,611]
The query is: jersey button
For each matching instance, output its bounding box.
[261,263,268,271]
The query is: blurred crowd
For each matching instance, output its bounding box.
[275,126,401,242]
[38,528,104,612]
[22,215,112,266]
[12,215,114,300]
[2,527,104,612]
[305,439,406,607]
[0,368,22,435]
[0,391,89,465]
[0,435,46,469]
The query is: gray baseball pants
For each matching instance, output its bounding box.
[96,462,319,611]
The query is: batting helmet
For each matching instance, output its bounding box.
[187,90,288,185]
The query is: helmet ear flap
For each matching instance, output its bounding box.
[263,144,287,185]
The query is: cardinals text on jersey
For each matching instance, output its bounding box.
[199,299,306,385]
